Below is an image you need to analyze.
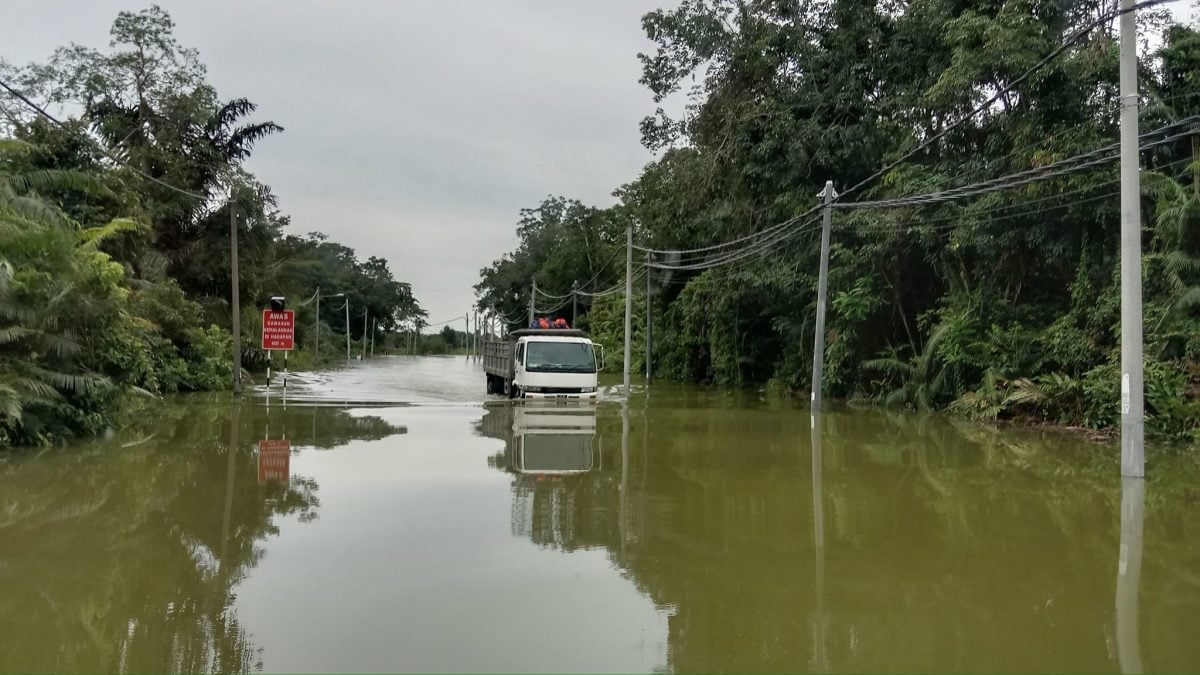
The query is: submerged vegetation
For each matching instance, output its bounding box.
[477,0,1200,441]
[0,7,425,447]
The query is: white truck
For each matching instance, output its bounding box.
[483,328,601,400]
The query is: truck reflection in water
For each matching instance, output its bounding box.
[481,403,600,479]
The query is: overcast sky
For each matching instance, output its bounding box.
[4,3,1195,326]
[1,1,670,325]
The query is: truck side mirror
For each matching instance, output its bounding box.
[596,344,605,371]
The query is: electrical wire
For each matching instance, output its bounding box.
[836,152,1197,233]
[835,123,1198,209]
[0,76,207,200]
[623,0,1182,265]
[833,0,1186,204]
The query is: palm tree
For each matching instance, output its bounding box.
[0,141,124,444]
[1145,158,1200,318]
[864,323,953,410]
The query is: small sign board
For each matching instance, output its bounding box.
[257,439,291,484]
[261,309,295,351]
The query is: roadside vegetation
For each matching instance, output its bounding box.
[0,7,425,447]
[476,1,1200,442]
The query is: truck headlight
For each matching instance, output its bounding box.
[524,386,543,393]
[580,387,596,393]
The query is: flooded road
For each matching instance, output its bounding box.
[2,356,1199,672]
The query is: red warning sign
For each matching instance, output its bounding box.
[261,309,295,350]
[257,439,291,483]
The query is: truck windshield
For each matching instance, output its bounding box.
[525,341,596,373]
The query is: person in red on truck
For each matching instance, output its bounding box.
[553,317,568,329]
[537,317,550,329]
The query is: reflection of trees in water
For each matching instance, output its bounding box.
[485,401,1200,672]
[0,402,405,673]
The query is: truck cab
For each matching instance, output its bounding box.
[483,329,601,400]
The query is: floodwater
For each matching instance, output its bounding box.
[2,357,1198,673]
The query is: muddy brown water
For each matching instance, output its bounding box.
[2,356,1198,673]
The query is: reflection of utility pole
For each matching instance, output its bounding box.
[1116,477,1145,674]
[810,413,828,672]
[619,400,630,551]
[221,404,239,567]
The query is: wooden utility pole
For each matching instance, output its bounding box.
[229,200,242,395]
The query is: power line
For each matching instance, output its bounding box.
[833,0,1186,204]
[837,152,1196,233]
[835,122,1197,210]
[625,0,1182,266]
[0,76,206,200]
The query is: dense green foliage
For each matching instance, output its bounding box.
[477,0,1200,440]
[0,7,424,447]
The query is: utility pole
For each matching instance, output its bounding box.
[344,300,351,361]
[1119,0,1145,478]
[529,280,536,327]
[623,221,633,394]
[645,250,652,382]
[314,287,320,359]
[229,200,242,396]
[370,318,376,357]
[811,181,836,411]
[362,308,369,359]
[572,280,578,326]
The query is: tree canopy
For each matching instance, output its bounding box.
[476,0,1200,440]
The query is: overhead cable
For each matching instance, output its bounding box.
[833,0,1185,204]
[0,76,207,200]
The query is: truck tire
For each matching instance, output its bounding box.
[485,375,494,395]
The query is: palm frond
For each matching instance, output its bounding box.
[884,387,910,407]
[0,326,36,344]
[8,169,113,198]
[1004,378,1045,405]
[30,367,109,395]
[863,357,916,378]
[1,194,72,228]
[79,218,141,249]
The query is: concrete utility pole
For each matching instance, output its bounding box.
[362,308,369,358]
[811,180,836,411]
[370,318,376,357]
[344,301,351,361]
[1116,476,1145,672]
[529,280,536,326]
[623,221,633,394]
[229,200,242,396]
[314,287,320,358]
[572,280,578,326]
[645,250,652,382]
[1119,0,1145,478]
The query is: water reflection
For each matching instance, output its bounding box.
[1116,477,1145,674]
[0,400,405,673]
[485,395,1200,672]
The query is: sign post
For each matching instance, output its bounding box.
[262,308,295,398]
